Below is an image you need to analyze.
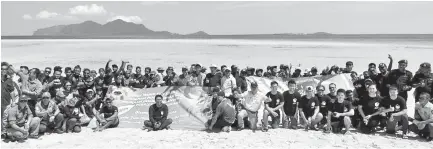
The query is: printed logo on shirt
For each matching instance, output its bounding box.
[311,102,315,108]
[161,111,164,115]
[321,101,326,106]
[395,105,400,111]
[344,107,348,112]
[293,98,297,102]
[374,102,379,109]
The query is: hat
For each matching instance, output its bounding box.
[157,67,164,71]
[306,86,314,92]
[217,92,225,97]
[271,66,277,69]
[42,92,51,98]
[212,87,221,93]
[210,64,217,68]
[365,79,373,83]
[420,62,431,68]
[368,63,376,67]
[256,69,263,72]
[167,66,174,70]
[19,95,31,101]
[295,67,302,71]
[182,66,188,70]
[231,65,238,69]
[250,82,258,88]
[196,63,202,67]
[398,59,408,64]
[346,61,353,65]
[378,63,387,68]
[86,89,94,93]
[150,71,156,75]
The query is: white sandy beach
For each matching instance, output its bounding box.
[1,39,433,148]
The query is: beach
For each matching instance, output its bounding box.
[1,39,433,148]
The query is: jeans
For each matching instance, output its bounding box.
[386,115,408,134]
[39,113,64,133]
[237,110,258,130]
[263,110,281,129]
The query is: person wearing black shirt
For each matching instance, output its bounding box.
[143,95,173,131]
[94,97,119,132]
[387,59,413,100]
[262,81,284,131]
[379,85,408,139]
[282,80,301,129]
[358,84,386,134]
[298,86,322,131]
[345,90,361,128]
[203,64,222,93]
[375,54,393,97]
[316,85,332,128]
[325,89,354,134]
[411,62,432,102]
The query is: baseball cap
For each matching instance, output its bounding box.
[217,92,225,97]
[398,59,408,64]
[42,92,51,98]
[389,85,398,90]
[196,63,202,67]
[157,67,164,71]
[250,82,258,88]
[365,79,373,84]
[368,63,376,67]
[210,64,217,68]
[167,66,174,70]
[87,89,94,93]
[378,63,387,68]
[19,94,31,101]
[420,62,431,69]
[346,61,353,65]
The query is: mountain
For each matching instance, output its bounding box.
[33,19,179,37]
[186,31,209,36]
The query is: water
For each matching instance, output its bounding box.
[1,39,432,74]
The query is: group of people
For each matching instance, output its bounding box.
[1,54,432,143]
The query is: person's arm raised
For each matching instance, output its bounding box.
[387,54,393,72]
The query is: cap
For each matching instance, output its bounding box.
[42,92,51,98]
[217,92,225,97]
[167,66,174,70]
[86,89,94,93]
[420,62,431,69]
[398,59,408,64]
[182,66,189,71]
[196,63,202,67]
[271,66,277,69]
[365,79,373,83]
[306,86,314,91]
[250,82,258,88]
[378,63,387,68]
[157,67,164,71]
[295,67,302,71]
[231,65,238,69]
[19,95,31,101]
[210,64,217,68]
[212,87,221,93]
[346,61,353,65]
[256,69,263,72]
[368,63,376,67]
[150,71,156,75]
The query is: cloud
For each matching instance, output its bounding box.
[69,4,107,15]
[36,10,59,19]
[22,14,32,20]
[107,15,143,23]
[140,1,179,6]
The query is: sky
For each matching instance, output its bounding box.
[1,1,433,35]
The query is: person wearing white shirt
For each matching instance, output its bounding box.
[236,82,270,132]
[221,69,237,97]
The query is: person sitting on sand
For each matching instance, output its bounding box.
[236,82,270,132]
[378,85,409,139]
[409,92,433,141]
[206,91,236,132]
[316,85,332,130]
[325,89,354,134]
[298,86,322,131]
[35,92,64,134]
[358,84,386,134]
[262,81,285,131]
[4,95,41,142]
[143,95,173,131]
[59,94,82,133]
[94,97,119,132]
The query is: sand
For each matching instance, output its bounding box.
[1,39,433,148]
[1,127,432,149]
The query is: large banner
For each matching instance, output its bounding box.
[113,74,361,130]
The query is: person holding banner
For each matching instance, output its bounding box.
[143,95,173,131]
[282,80,301,129]
[409,92,433,142]
[298,86,322,131]
[262,81,284,131]
[236,82,270,132]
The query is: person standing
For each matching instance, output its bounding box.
[411,62,432,102]
[387,59,413,100]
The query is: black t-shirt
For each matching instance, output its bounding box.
[298,95,320,117]
[282,91,301,116]
[100,105,118,119]
[330,100,353,121]
[317,94,332,116]
[327,93,337,101]
[388,69,413,93]
[265,91,284,109]
[380,96,407,117]
[360,95,383,116]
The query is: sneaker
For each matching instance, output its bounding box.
[261,128,268,132]
[402,134,408,139]
[54,129,64,134]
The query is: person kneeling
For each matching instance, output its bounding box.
[36,92,64,134]
[60,96,82,133]
[299,86,323,131]
[143,95,172,131]
[325,89,354,134]
[4,95,41,142]
[409,92,433,142]
[94,97,119,132]
[206,91,236,132]
[380,85,409,139]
